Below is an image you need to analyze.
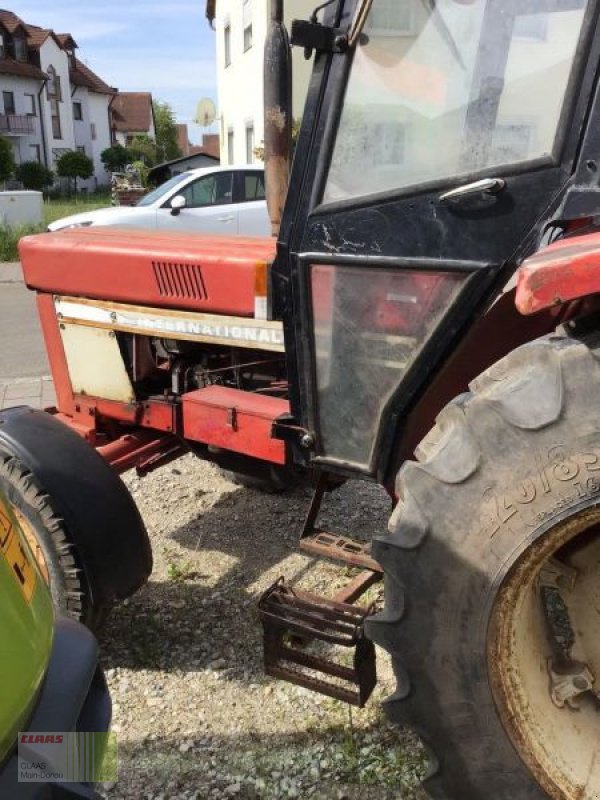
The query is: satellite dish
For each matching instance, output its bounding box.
[195,98,217,127]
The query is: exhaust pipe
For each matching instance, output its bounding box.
[264,0,292,237]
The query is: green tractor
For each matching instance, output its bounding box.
[0,488,111,799]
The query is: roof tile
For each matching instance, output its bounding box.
[112,92,153,133]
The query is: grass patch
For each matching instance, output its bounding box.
[43,193,111,226]
[0,223,44,262]
[0,193,112,261]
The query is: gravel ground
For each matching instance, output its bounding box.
[98,454,426,799]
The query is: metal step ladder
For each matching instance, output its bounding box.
[258,474,383,707]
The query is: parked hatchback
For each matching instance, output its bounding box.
[48,166,270,237]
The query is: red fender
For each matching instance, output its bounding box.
[516,232,600,314]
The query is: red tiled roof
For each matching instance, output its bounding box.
[57,33,78,49]
[0,9,26,34]
[190,134,220,160]
[112,92,153,133]
[70,57,115,95]
[176,123,190,157]
[0,56,45,79]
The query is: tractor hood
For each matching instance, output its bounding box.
[19,227,277,316]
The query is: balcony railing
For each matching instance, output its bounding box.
[0,114,35,135]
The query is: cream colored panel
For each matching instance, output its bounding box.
[59,323,135,403]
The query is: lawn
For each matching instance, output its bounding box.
[0,193,112,262]
[43,193,111,226]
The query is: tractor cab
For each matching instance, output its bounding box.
[274,0,594,483]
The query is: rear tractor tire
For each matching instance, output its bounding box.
[367,330,600,800]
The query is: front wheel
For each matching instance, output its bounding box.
[0,450,94,624]
[367,330,600,799]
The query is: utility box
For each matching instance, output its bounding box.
[0,191,43,227]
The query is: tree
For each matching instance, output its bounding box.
[56,150,94,194]
[16,161,54,191]
[153,100,182,163]
[101,144,132,173]
[128,134,158,167]
[0,135,15,184]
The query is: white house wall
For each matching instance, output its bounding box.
[38,38,76,165]
[0,74,45,165]
[88,91,112,187]
[1,39,113,188]
[216,0,314,166]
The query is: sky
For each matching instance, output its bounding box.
[11,0,218,143]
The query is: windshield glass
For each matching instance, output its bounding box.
[137,172,193,206]
[324,0,589,203]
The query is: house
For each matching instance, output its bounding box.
[0,8,116,189]
[111,92,156,146]
[211,0,314,165]
[148,134,220,185]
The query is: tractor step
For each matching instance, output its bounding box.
[299,530,382,572]
[258,577,377,707]
[299,473,383,573]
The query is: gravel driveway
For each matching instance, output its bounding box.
[99,455,426,799]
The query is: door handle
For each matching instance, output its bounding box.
[217,216,234,222]
[439,177,506,203]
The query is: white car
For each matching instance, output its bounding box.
[48,165,271,237]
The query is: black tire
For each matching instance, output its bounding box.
[0,449,101,627]
[366,329,600,800]
[223,465,301,494]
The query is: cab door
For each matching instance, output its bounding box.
[276,0,597,479]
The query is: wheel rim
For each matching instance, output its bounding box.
[488,505,600,799]
[12,505,51,586]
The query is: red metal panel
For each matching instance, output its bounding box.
[20,228,276,317]
[516,233,600,314]
[182,386,289,464]
[36,293,75,415]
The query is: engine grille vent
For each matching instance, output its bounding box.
[152,261,208,300]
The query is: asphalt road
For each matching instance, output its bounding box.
[0,262,50,381]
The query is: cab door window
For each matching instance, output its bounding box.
[324,0,589,203]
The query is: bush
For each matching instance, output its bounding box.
[0,223,44,262]
[15,161,54,191]
[56,150,94,193]
[101,144,132,173]
[0,135,15,184]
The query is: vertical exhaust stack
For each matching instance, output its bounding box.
[264,0,292,237]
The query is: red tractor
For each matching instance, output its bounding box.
[3,0,600,797]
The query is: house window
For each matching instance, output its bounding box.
[77,145,86,154]
[73,101,83,121]
[245,124,255,164]
[224,23,232,66]
[13,35,27,61]
[227,129,234,163]
[243,0,253,51]
[0,32,5,59]
[2,91,15,115]
[91,122,97,140]
[47,66,62,101]
[514,13,549,41]
[367,0,414,35]
[25,93,36,116]
[50,98,61,139]
[30,144,41,162]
